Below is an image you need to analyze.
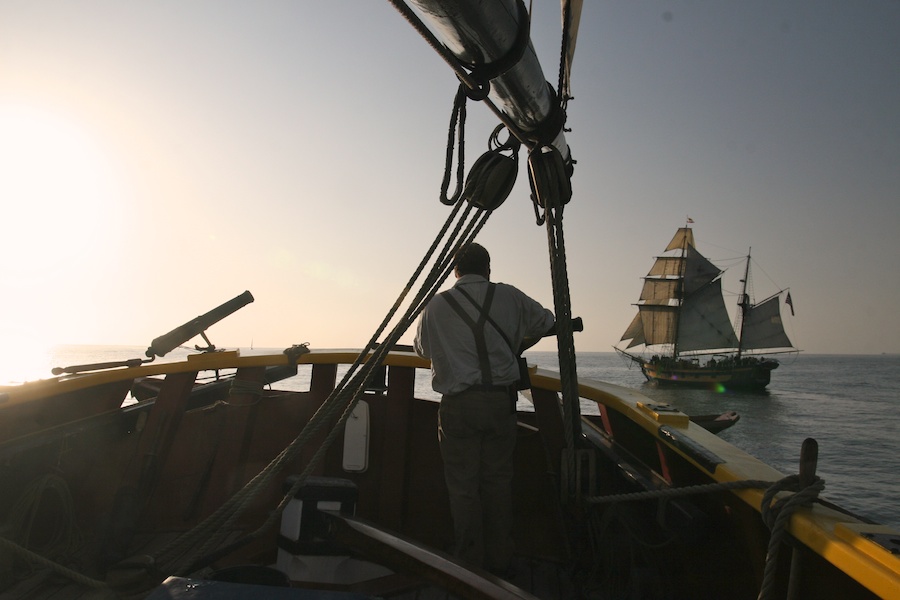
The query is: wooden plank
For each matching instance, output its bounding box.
[376,365,416,530]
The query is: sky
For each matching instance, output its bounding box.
[1,1,899,377]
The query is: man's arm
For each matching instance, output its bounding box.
[517,317,583,355]
[413,311,431,359]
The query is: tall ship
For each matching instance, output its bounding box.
[617,225,797,389]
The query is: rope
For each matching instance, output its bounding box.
[440,86,468,205]
[154,178,493,578]
[757,475,825,600]
[584,479,774,505]
[225,378,264,405]
[163,0,566,582]
[0,474,108,592]
[386,0,481,92]
[3,473,81,562]
[543,203,580,492]
[0,537,108,591]
[556,0,573,109]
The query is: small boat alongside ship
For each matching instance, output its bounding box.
[0,1,897,599]
[617,226,797,389]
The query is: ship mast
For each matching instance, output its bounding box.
[392,0,583,495]
[672,224,690,359]
[736,248,752,360]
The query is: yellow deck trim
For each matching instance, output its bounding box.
[0,349,428,407]
[635,401,691,426]
[834,523,900,573]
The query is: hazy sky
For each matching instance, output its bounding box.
[1,1,899,371]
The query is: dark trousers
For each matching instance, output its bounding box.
[438,388,516,573]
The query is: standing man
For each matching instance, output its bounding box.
[414,243,555,575]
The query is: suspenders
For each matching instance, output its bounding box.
[441,283,518,388]
[441,284,497,385]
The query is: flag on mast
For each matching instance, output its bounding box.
[785,292,795,316]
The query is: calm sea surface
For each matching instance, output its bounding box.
[5,347,899,530]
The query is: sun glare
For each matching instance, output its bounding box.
[0,106,120,279]
[0,332,53,384]
[0,105,123,362]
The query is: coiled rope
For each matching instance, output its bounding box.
[758,474,825,600]
[0,537,108,591]
[0,474,108,591]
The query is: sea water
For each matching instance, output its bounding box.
[5,346,898,529]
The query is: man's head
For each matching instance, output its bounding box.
[454,243,490,279]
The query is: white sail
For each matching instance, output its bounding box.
[624,241,736,352]
[634,305,677,347]
[684,245,722,295]
[619,227,795,358]
[741,295,794,350]
[647,257,683,278]
[639,279,679,305]
[677,279,740,352]
[620,312,646,348]
[665,227,695,252]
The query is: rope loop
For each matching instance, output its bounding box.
[760,473,825,531]
[225,379,265,406]
[757,473,825,600]
[439,85,468,206]
[460,77,490,101]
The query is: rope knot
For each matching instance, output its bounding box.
[226,379,265,406]
[284,343,310,363]
[760,473,825,531]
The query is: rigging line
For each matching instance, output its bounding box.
[168,202,492,575]
[440,86,467,205]
[180,225,494,576]
[556,0,572,107]
[159,200,472,569]
[164,43,504,566]
[747,257,788,299]
[189,205,494,571]
[544,204,580,492]
[274,209,493,503]
[538,2,578,488]
[359,194,474,356]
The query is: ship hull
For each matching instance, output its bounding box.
[640,357,779,389]
[1,349,896,598]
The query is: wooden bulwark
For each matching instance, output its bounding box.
[0,350,897,598]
